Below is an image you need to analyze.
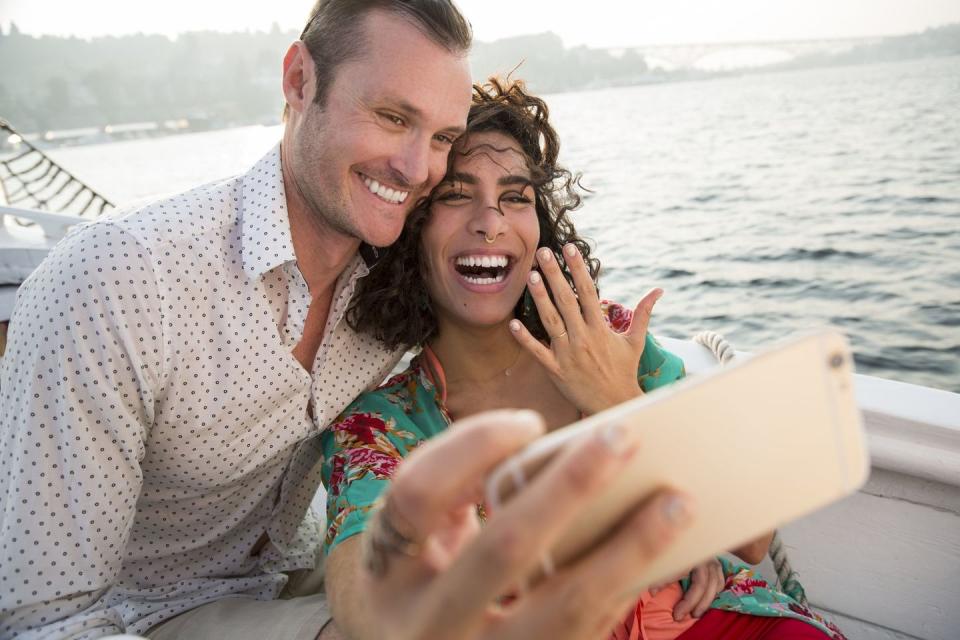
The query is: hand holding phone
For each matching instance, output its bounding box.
[485,330,869,593]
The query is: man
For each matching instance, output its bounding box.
[0,2,692,639]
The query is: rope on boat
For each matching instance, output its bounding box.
[692,330,810,607]
[0,119,114,217]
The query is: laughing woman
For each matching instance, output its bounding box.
[320,79,846,640]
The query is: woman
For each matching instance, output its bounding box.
[321,78,845,640]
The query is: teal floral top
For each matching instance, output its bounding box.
[319,301,845,640]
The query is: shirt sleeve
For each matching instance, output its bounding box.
[637,333,686,391]
[0,221,166,639]
[319,391,427,556]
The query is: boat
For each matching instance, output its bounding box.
[1,136,958,640]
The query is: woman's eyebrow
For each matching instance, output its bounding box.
[441,173,531,187]
[446,171,477,185]
[498,175,532,187]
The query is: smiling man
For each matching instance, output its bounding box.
[0,2,472,638]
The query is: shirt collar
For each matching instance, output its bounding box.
[240,143,384,282]
[241,143,297,281]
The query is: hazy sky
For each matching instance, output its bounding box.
[2,0,959,47]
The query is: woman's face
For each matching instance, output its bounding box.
[420,130,541,332]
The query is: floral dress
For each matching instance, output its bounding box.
[319,301,846,640]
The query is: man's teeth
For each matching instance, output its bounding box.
[362,175,409,204]
[455,255,509,268]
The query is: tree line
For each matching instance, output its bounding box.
[1,21,956,135]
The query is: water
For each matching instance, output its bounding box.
[49,57,960,392]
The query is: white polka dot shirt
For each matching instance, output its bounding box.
[0,145,404,639]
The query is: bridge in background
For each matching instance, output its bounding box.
[607,36,884,70]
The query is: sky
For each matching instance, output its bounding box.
[1,0,959,47]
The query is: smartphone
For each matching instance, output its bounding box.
[485,330,869,591]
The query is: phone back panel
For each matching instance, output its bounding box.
[490,331,869,590]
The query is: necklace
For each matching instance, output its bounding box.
[502,344,522,378]
[436,342,524,387]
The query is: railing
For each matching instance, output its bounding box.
[1,119,114,216]
[1,204,84,240]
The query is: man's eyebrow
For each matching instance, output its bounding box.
[392,99,465,136]
[391,98,423,119]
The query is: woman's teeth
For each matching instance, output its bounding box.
[455,255,509,269]
[463,273,506,285]
[455,254,510,285]
[362,175,409,204]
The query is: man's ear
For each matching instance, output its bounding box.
[282,41,315,115]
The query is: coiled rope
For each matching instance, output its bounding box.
[692,330,809,606]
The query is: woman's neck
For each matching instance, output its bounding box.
[426,319,582,430]
[427,320,529,390]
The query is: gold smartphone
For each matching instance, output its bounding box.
[484,330,869,590]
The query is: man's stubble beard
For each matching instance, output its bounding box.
[292,109,367,244]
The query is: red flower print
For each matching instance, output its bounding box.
[347,447,400,479]
[328,455,346,499]
[725,576,768,597]
[335,412,388,445]
[605,302,633,334]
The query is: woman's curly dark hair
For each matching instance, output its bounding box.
[346,77,600,351]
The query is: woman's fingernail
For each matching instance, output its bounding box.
[529,271,541,284]
[662,494,692,526]
[511,409,546,434]
[599,421,628,452]
[509,319,522,332]
[538,248,552,262]
[564,244,578,257]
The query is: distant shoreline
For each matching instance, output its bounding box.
[6,53,958,152]
[2,20,956,146]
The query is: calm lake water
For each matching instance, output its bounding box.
[50,56,960,392]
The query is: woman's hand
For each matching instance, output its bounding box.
[510,243,663,415]
[648,557,726,620]
[357,409,694,640]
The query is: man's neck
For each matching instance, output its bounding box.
[287,205,360,298]
[281,161,360,299]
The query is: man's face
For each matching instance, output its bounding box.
[287,10,473,248]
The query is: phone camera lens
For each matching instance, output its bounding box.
[829,353,845,369]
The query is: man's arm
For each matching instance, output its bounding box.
[0,222,164,638]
